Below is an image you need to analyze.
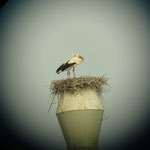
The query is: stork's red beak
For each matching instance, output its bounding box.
[79,55,84,60]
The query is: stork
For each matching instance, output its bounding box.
[56,54,84,79]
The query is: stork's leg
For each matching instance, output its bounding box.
[67,71,70,78]
[73,67,76,79]
[68,71,70,78]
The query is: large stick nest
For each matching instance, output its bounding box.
[50,76,108,97]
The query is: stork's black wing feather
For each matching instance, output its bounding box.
[56,63,65,73]
[61,62,76,71]
[56,60,76,74]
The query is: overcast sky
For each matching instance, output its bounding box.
[0,0,150,150]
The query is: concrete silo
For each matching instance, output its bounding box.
[50,76,108,150]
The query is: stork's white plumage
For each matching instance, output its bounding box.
[56,54,84,78]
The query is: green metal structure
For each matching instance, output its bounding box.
[57,109,103,150]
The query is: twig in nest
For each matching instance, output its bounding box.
[48,95,56,113]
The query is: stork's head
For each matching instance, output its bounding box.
[72,54,84,61]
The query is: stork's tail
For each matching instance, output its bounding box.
[56,70,62,74]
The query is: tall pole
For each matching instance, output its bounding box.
[56,88,104,150]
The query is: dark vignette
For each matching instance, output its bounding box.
[0,0,150,150]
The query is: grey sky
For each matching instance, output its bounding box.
[0,0,149,149]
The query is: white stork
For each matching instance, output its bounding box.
[56,54,84,78]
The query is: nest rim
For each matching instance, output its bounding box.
[50,76,109,97]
